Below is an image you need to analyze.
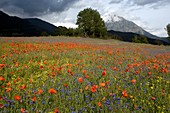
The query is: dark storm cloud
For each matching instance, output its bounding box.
[0,0,79,16]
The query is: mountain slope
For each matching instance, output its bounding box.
[105,15,159,39]
[0,11,33,36]
[108,30,170,45]
[24,18,57,35]
[0,11,57,36]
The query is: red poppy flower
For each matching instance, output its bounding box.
[82,70,86,74]
[85,75,89,79]
[78,77,83,83]
[21,85,26,90]
[131,79,136,84]
[14,95,20,101]
[135,70,140,75]
[162,88,165,93]
[24,65,28,69]
[7,82,11,87]
[0,76,4,81]
[102,97,106,101]
[38,89,43,94]
[98,102,102,107]
[0,64,5,68]
[0,96,2,100]
[48,88,57,94]
[40,65,43,69]
[6,87,12,92]
[17,78,21,82]
[15,63,19,67]
[29,79,33,83]
[148,72,151,75]
[151,96,156,101]
[67,69,71,73]
[20,108,25,113]
[102,71,106,76]
[31,97,36,102]
[54,108,59,113]
[64,84,68,87]
[112,66,118,71]
[93,85,98,89]
[125,69,129,72]
[90,85,98,93]
[85,86,89,90]
[91,87,96,93]
[161,68,168,73]
[105,81,109,85]
[0,104,3,108]
[122,90,128,97]
[99,82,105,87]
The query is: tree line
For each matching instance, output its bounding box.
[44,8,170,42]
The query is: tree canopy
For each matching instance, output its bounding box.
[166,24,170,38]
[76,8,107,38]
[132,35,148,44]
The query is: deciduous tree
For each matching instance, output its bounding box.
[166,24,170,38]
[76,8,107,38]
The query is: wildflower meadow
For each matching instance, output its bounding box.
[0,37,170,113]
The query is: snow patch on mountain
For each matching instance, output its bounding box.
[105,14,159,39]
[104,14,123,23]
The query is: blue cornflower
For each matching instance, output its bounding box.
[109,106,113,111]
[4,104,8,107]
[104,100,111,105]
[42,101,45,104]
[70,107,74,111]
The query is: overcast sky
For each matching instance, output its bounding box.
[0,0,170,37]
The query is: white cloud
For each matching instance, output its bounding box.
[1,0,169,37]
[53,22,78,28]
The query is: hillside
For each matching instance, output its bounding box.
[108,30,170,45]
[24,18,57,35]
[0,11,57,36]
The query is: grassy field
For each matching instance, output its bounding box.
[0,36,170,113]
